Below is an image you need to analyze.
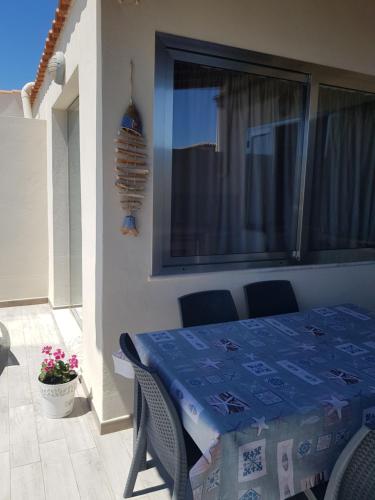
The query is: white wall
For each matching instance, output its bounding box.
[0,92,23,118]
[0,117,48,301]
[33,0,105,420]
[101,0,375,420]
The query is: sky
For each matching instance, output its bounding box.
[173,87,218,148]
[0,1,57,90]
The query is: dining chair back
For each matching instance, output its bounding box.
[119,333,192,500]
[179,289,239,327]
[326,425,375,500]
[304,425,375,500]
[244,280,299,318]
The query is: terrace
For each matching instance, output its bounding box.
[0,303,168,499]
[1,0,375,499]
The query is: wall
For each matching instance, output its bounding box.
[0,91,23,118]
[0,117,47,301]
[101,0,375,421]
[33,0,105,420]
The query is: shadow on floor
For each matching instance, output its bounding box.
[65,396,91,418]
[0,321,19,375]
[131,483,169,497]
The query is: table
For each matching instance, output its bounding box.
[134,304,375,500]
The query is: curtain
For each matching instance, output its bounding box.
[171,62,306,258]
[310,86,375,250]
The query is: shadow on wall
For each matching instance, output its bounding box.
[0,321,19,376]
[103,353,135,421]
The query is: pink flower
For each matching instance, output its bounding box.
[53,349,66,360]
[47,359,56,369]
[68,356,79,370]
[42,345,52,355]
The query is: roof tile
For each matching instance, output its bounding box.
[30,0,72,105]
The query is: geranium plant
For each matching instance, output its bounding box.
[39,345,79,385]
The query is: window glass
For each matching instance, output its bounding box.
[171,61,307,259]
[310,86,375,251]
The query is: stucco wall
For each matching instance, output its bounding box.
[101,0,375,420]
[0,92,23,118]
[33,0,104,420]
[0,117,48,301]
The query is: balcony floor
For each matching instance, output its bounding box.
[0,304,169,500]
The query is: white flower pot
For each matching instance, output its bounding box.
[38,376,78,418]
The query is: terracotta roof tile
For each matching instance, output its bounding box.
[30,0,72,105]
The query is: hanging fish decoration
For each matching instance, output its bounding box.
[114,60,148,236]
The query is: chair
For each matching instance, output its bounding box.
[119,333,201,500]
[305,425,375,500]
[244,280,299,318]
[178,290,239,327]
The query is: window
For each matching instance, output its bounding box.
[154,34,375,274]
[309,86,375,254]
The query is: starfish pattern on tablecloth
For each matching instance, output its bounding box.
[198,358,223,370]
[298,343,317,351]
[322,395,349,419]
[251,416,269,436]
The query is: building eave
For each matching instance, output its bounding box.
[30,0,72,106]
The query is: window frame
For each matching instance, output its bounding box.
[153,33,375,275]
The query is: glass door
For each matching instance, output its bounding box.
[67,98,82,319]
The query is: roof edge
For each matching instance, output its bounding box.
[30,0,72,106]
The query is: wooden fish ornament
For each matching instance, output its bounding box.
[114,61,148,236]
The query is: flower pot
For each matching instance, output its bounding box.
[38,376,78,418]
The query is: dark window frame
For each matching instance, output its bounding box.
[153,33,375,275]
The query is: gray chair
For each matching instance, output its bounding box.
[305,425,375,500]
[119,333,201,500]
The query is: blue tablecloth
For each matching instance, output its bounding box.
[134,304,375,500]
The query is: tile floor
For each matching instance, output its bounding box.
[0,304,170,500]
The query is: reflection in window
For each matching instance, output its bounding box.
[310,86,375,251]
[171,61,307,258]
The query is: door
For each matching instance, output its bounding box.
[67,98,82,310]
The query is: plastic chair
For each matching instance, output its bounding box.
[178,289,239,327]
[305,425,375,500]
[244,280,299,318]
[119,333,201,499]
